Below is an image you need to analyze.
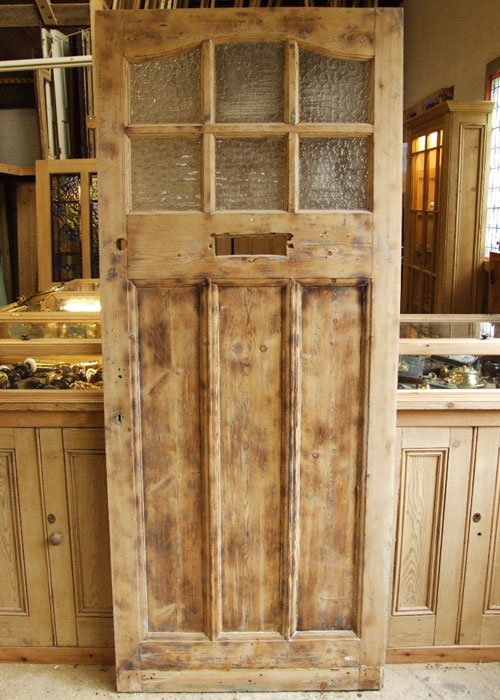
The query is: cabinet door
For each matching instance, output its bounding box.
[460,427,500,646]
[389,426,473,648]
[0,428,53,647]
[38,428,113,648]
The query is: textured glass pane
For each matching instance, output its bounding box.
[299,138,369,210]
[51,175,82,282]
[131,139,202,211]
[299,50,370,123]
[90,173,99,278]
[130,48,201,124]
[216,138,285,210]
[215,43,284,123]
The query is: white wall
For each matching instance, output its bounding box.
[403,0,500,109]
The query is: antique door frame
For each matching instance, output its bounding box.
[96,8,402,691]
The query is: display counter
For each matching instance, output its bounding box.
[0,281,112,664]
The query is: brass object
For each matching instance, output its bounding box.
[443,365,486,389]
[48,532,64,546]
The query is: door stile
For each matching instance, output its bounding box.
[281,280,302,640]
[358,8,402,687]
[95,12,143,691]
[200,281,222,641]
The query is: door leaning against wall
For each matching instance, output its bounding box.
[95,7,402,692]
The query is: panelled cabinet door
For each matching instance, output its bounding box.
[0,429,53,647]
[389,426,474,649]
[460,427,500,646]
[96,8,402,692]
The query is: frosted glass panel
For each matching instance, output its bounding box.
[216,138,285,210]
[131,139,202,211]
[215,43,284,123]
[299,50,370,123]
[129,49,201,124]
[299,138,369,210]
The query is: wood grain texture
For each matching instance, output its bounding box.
[359,8,402,671]
[16,182,38,297]
[38,428,78,647]
[218,285,283,633]
[387,645,500,664]
[138,286,205,634]
[0,429,53,647]
[460,428,500,646]
[122,9,375,63]
[64,440,113,616]
[393,449,446,613]
[297,283,364,632]
[95,7,403,690]
[0,446,27,614]
[127,212,373,281]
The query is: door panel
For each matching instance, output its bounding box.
[96,8,402,691]
[0,429,53,647]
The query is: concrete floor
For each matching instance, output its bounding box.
[0,664,499,699]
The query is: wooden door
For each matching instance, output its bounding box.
[389,426,474,649]
[0,428,53,647]
[96,8,402,692]
[38,428,113,648]
[460,427,500,646]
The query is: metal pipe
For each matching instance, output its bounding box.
[0,56,92,73]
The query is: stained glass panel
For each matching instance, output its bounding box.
[215,43,284,123]
[90,173,99,278]
[129,48,201,124]
[299,138,369,210]
[299,50,370,123]
[51,174,82,282]
[131,139,202,211]
[215,138,285,210]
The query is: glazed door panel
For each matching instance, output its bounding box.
[96,8,402,692]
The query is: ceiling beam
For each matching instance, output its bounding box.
[0,4,90,28]
[34,0,58,26]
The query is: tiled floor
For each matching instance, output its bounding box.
[0,663,499,699]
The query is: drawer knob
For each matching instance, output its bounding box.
[48,532,64,546]
[472,513,482,523]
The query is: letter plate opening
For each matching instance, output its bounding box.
[213,233,291,256]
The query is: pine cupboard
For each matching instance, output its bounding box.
[389,316,500,662]
[0,404,113,663]
[401,102,493,314]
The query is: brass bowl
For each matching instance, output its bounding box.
[445,365,486,389]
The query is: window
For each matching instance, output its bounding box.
[485,59,500,257]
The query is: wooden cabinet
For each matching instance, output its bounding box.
[0,417,113,663]
[402,101,493,313]
[388,411,500,661]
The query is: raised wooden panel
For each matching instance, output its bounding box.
[137,286,205,634]
[459,429,500,645]
[219,285,283,633]
[0,428,53,647]
[393,448,447,615]
[64,446,112,616]
[485,471,500,612]
[450,124,486,312]
[297,283,365,632]
[0,447,28,615]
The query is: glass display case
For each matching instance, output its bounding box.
[0,279,102,390]
[398,314,500,391]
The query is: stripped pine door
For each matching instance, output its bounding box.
[95,8,402,692]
